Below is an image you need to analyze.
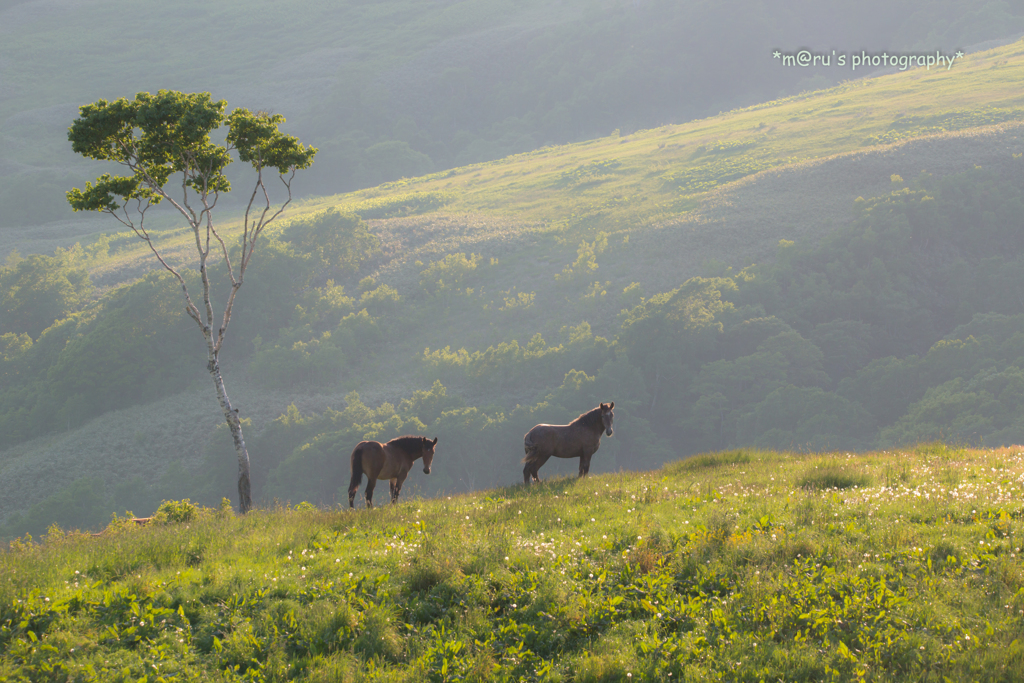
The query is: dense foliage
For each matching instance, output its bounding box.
[2,445,1023,681]
[0,247,92,339]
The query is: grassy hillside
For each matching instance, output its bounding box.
[3,445,1024,681]
[318,40,1024,232]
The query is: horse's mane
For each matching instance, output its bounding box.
[572,406,605,432]
[387,435,429,454]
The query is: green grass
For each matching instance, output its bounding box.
[4,445,1024,681]
[669,449,756,472]
[796,458,872,491]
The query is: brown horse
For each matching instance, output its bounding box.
[523,402,614,484]
[348,435,438,508]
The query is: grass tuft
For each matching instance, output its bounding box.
[673,448,756,471]
[797,458,872,490]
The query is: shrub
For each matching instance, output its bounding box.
[153,498,200,524]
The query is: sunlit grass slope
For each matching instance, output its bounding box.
[4,445,1024,680]
[304,40,1024,232]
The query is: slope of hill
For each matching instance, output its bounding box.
[4,39,1024,537]
[316,42,1024,231]
[3,0,1024,233]
[62,37,1024,294]
[2,445,1023,680]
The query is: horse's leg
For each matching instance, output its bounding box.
[392,472,408,504]
[365,478,377,509]
[531,454,551,483]
[579,452,593,478]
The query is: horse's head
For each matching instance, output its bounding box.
[421,436,438,474]
[601,402,615,436]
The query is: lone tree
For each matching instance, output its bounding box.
[67,90,317,513]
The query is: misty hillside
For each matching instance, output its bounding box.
[3,0,1024,239]
[4,6,1024,538]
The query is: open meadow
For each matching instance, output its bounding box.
[3,444,1023,681]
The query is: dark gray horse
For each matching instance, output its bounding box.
[522,402,614,484]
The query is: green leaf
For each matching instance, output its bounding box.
[228,108,317,173]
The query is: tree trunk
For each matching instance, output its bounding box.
[209,355,252,513]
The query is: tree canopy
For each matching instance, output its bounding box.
[67,90,314,215]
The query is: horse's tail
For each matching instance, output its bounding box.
[349,446,365,492]
[523,431,538,464]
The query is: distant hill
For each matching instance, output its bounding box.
[70,36,1024,293]
[3,0,1024,235]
